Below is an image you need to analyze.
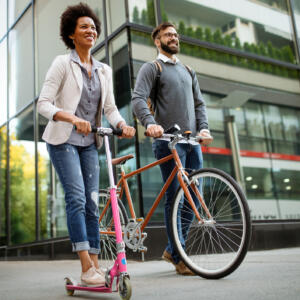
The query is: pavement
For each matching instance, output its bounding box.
[0,247,300,300]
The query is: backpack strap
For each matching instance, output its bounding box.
[184,64,193,77]
[184,64,194,93]
[147,60,162,115]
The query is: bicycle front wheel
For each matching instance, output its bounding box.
[98,189,128,271]
[171,168,251,279]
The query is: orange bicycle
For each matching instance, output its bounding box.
[98,126,251,279]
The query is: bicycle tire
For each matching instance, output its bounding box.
[98,189,129,270]
[170,168,251,279]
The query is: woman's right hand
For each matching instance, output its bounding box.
[72,116,91,136]
[53,111,91,136]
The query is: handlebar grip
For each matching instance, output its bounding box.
[112,128,123,136]
[91,126,97,133]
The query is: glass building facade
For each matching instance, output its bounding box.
[0,0,300,250]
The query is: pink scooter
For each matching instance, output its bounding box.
[65,127,132,300]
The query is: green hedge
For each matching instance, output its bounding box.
[132,5,298,79]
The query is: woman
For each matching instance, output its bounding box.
[37,3,135,286]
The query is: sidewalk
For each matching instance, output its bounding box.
[0,247,300,300]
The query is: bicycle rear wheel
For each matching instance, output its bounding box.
[98,189,128,271]
[171,168,251,279]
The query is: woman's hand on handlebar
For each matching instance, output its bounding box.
[72,117,91,136]
[146,124,164,138]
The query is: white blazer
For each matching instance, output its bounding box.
[37,54,125,148]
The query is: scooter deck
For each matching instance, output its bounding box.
[66,284,112,293]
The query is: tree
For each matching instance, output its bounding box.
[195,26,203,40]
[204,27,213,43]
[213,29,224,45]
[132,6,139,23]
[178,21,186,36]
[147,0,156,26]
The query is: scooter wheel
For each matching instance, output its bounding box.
[66,289,74,296]
[64,277,75,296]
[119,277,132,300]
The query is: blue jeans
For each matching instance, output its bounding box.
[152,140,203,264]
[47,143,100,254]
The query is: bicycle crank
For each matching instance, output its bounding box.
[123,219,147,252]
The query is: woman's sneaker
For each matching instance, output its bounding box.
[81,266,105,286]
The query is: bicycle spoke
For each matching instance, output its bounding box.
[171,169,251,279]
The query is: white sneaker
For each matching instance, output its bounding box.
[96,267,106,277]
[81,266,105,286]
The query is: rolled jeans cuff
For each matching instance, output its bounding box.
[72,241,90,252]
[89,247,101,255]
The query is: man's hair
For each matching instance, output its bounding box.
[151,22,176,40]
[60,2,101,49]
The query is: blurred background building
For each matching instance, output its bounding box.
[0,0,300,259]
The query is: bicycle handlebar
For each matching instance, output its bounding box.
[74,125,123,136]
[91,126,123,136]
[160,133,212,144]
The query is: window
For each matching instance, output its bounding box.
[9,107,35,244]
[8,8,33,117]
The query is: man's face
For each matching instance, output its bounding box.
[157,26,179,54]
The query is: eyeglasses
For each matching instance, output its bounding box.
[160,32,179,39]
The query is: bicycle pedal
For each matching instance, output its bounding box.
[136,218,144,222]
[141,232,147,238]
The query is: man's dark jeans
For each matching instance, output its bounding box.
[152,139,203,264]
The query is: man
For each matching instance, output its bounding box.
[132,22,212,275]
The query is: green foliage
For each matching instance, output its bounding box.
[186,26,194,38]
[213,29,224,45]
[204,27,213,43]
[132,6,139,23]
[235,37,242,50]
[195,27,203,40]
[141,10,147,25]
[147,0,156,26]
[178,21,186,36]
[131,8,298,79]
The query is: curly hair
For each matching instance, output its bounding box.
[60,2,101,49]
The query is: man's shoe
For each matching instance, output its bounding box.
[162,250,176,266]
[81,266,105,286]
[175,261,196,276]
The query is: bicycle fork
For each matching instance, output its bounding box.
[172,148,213,224]
[103,135,129,285]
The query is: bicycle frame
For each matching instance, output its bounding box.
[102,142,212,233]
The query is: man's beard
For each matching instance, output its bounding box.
[160,39,179,54]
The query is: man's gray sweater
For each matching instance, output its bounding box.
[131,59,208,135]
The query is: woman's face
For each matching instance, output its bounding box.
[69,16,97,50]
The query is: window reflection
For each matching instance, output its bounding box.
[8,0,31,26]
[106,0,126,34]
[8,8,33,117]
[109,31,138,215]
[130,0,156,27]
[0,39,7,126]
[291,0,300,48]
[9,108,35,245]
[0,126,7,245]
[0,0,7,38]
[244,102,265,138]
[160,0,297,78]
[203,93,225,132]
[36,0,105,94]
[244,166,274,199]
[38,114,67,239]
